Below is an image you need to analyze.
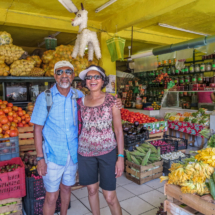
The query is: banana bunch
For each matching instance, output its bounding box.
[160,159,213,195]
[195,147,215,167]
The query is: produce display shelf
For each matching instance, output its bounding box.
[164,183,215,215]
[0,76,81,82]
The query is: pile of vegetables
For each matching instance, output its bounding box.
[10,59,35,76]
[0,163,20,173]
[0,63,10,76]
[0,200,18,215]
[21,152,37,170]
[121,108,159,124]
[161,151,185,160]
[0,44,25,65]
[149,140,175,154]
[0,31,13,45]
[194,147,215,167]
[160,158,213,195]
[125,142,161,166]
[123,121,147,136]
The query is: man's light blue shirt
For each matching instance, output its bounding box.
[30,84,84,166]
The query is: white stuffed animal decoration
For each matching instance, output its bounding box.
[58,0,101,61]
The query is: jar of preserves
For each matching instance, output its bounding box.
[206,62,212,71]
[184,66,189,74]
[192,74,197,84]
[168,59,171,65]
[179,76,184,85]
[155,70,159,76]
[184,75,190,84]
[181,68,185,75]
[189,64,194,73]
[171,66,175,75]
[195,64,200,72]
[212,60,215,71]
[200,63,205,72]
[174,77,179,85]
[163,60,167,65]
[175,68,180,75]
[167,67,171,75]
[197,73,204,84]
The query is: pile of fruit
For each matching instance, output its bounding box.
[152,102,161,110]
[10,59,35,76]
[153,72,171,83]
[0,31,13,45]
[0,63,10,76]
[27,55,42,68]
[121,108,159,124]
[0,99,33,138]
[21,152,37,170]
[160,158,213,195]
[125,142,161,166]
[123,121,147,136]
[0,163,20,173]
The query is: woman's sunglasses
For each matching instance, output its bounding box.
[55,69,73,76]
[85,75,102,80]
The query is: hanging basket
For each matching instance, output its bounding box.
[106,37,126,62]
[45,37,57,50]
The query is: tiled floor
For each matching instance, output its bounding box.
[66,174,166,215]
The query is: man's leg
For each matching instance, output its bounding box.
[43,190,60,215]
[60,183,71,215]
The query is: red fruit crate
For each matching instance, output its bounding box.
[0,157,26,200]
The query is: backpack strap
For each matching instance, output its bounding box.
[44,89,53,113]
[71,87,79,126]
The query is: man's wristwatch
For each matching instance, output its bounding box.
[36,157,44,161]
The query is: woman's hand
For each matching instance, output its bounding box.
[114,95,122,109]
[115,157,124,178]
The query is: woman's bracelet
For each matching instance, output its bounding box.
[118,154,124,158]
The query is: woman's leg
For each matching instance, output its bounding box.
[87,182,100,215]
[102,190,122,215]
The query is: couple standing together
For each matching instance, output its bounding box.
[30,61,124,215]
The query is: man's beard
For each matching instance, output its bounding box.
[57,78,71,89]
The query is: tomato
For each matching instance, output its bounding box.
[12,112,17,118]
[11,122,17,128]
[25,117,31,123]
[9,130,18,137]
[3,108,9,114]
[0,110,4,115]
[13,118,18,123]
[12,106,18,111]
[21,116,25,120]
[18,111,23,117]
[22,110,26,115]
[5,130,11,135]
[24,124,29,127]
[6,121,11,127]
[3,134,10,138]
[22,121,26,125]
[0,104,6,109]
[7,116,13,122]
[18,107,22,112]
[18,123,23,127]
[1,117,8,124]
[2,101,8,105]
[25,114,30,118]
[7,103,13,107]
[0,134,3,138]
[29,122,34,126]
[17,117,21,122]
[10,126,15,130]
[0,123,2,127]
[2,124,9,131]
[0,128,2,134]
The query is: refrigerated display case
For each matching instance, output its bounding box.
[0,77,81,108]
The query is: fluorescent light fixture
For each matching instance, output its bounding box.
[95,0,117,13]
[158,23,209,36]
[58,0,78,13]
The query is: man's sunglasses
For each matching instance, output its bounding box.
[55,69,74,76]
[85,75,102,80]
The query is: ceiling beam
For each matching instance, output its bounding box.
[113,28,196,46]
[0,9,101,34]
[102,0,197,33]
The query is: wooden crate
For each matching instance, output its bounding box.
[164,183,215,215]
[148,132,164,141]
[126,160,163,185]
[18,127,35,152]
[0,198,22,215]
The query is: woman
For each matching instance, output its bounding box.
[77,65,124,215]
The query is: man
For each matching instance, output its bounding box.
[30,61,122,215]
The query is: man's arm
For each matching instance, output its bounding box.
[34,124,47,176]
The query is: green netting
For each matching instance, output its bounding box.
[45,38,57,50]
[106,37,126,62]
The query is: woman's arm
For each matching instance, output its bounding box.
[112,105,124,178]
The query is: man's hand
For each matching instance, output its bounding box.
[115,94,122,109]
[37,159,47,176]
[115,157,124,178]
